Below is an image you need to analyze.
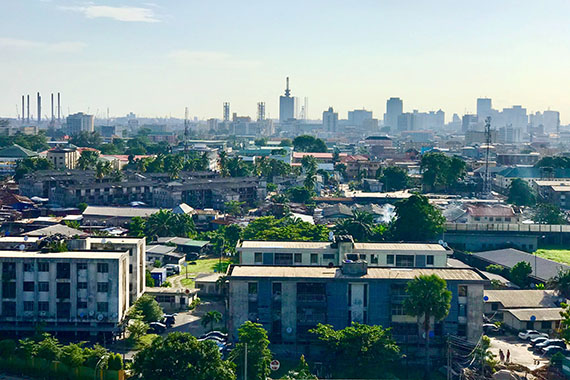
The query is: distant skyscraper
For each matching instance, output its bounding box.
[322,107,338,133]
[257,102,266,121]
[66,112,94,135]
[384,97,403,131]
[348,109,373,127]
[462,114,478,132]
[477,98,492,119]
[223,102,230,122]
[279,77,295,123]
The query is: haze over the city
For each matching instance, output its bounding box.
[2,0,570,122]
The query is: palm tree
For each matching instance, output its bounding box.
[77,150,99,170]
[201,311,222,332]
[95,161,112,179]
[218,151,228,176]
[403,275,452,375]
[333,210,375,242]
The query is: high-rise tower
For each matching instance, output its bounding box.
[384,97,403,130]
[279,77,295,123]
[223,102,230,122]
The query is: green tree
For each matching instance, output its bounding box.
[242,216,329,242]
[403,275,452,373]
[292,135,327,152]
[77,150,100,170]
[229,321,271,380]
[128,294,164,323]
[82,344,109,369]
[378,166,409,191]
[533,203,566,224]
[301,155,318,191]
[133,332,235,380]
[226,156,251,177]
[254,137,268,146]
[475,335,496,375]
[127,319,149,342]
[201,311,223,332]
[60,343,85,368]
[0,339,16,357]
[95,160,112,179]
[14,157,53,181]
[281,355,318,380]
[70,131,102,148]
[420,152,466,192]
[145,209,196,239]
[309,322,400,379]
[333,210,375,242]
[225,200,245,216]
[128,216,146,237]
[548,269,570,298]
[507,178,536,206]
[510,261,532,288]
[279,138,292,147]
[36,334,62,362]
[389,194,445,241]
[286,186,314,204]
[145,270,155,287]
[77,202,88,213]
[559,302,570,341]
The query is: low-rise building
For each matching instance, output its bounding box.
[465,204,521,224]
[228,263,486,349]
[0,250,129,339]
[238,239,450,267]
[47,147,80,169]
[145,287,198,313]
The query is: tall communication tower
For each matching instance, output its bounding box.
[184,107,189,160]
[483,116,492,195]
[257,102,266,121]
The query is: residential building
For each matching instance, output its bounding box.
[66,113,94,135]
[495,167,570,190]
[237,239,450,267]
[145,287,198,313]
[0,144,38,174]
[46,147,80,169]
[465,204,521,224]
[228,263,486,349]
[533,180,570,209]
[82,207,161,227]
[0,250,129,339]
[496,153,540,166]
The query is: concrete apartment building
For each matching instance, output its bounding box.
[0,250,129,339]
[238,240,450,268]
[228,262,486,349]
[66,112,94,135]
[47,147,80,169]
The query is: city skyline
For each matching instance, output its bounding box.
[2,1,570,122]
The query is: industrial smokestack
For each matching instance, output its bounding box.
[51,93,54,121]
[37,92,41,123]
[27,95,30,123]
[57,93,61,121]
[21,96,24,122]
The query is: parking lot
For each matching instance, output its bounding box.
[489,335,547,370]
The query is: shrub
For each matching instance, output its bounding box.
[0,339,16,356]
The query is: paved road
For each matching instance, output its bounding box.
[489,335,547,370]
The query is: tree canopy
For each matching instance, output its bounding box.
[534,156,570,169]
[133,332,235,380]
[377,166,410,191]
[292,135,328,153]
[133,209,196,240]
[420,152,466,192]
[507,178,536,206]
[229,321,272,380]
[309,322,400,379]
[333,210,384,242]
[242,216,329,241]
[14,157,52,181]
[510,261,532,288]
[128,294,164,323]
[389,194,445,241]
[533,203,565,224]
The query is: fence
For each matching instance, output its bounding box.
[0,356,125,380]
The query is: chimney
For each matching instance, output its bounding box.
[57,92,61,121]
[27,94,30,123]
[37,92,41,123]
[21,96,24,121]
[51,93,54,121]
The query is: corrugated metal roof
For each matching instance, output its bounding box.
[239,241,446,252]
[230,265,485,281]
[353,243,446,251]
[240,241,333,249]
[0,251,126,259]
[484,290,562,308]
[505,308,563,321]
[83,206,161,218]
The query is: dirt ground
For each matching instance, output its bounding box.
[489,335,547,371]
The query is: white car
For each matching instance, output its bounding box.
[518,330,548,340]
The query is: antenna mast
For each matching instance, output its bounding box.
[483,116,492,195]
[184,107,189,160]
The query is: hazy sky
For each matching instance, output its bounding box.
[2,0,570,122]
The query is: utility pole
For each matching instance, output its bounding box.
[244,343,247,380]
[483,116,492,196]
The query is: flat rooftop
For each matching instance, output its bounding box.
[239,241,446,252]
[83,206,161,218]
[0,250,127,260]
[229,265,485,281]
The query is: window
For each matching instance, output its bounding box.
[272,282,282,296]
[248,282,258,295]
[310,254,318,264]
[56,282,70,299]
[526,321,534,330]
[2,282,16,298]
[129,264,133,274]
[275,253,293,265]
[427,255,434,265]
[97,282,109,293]
[38,262,49,272]
[294,253,302,263]
[457,324,467,337]
[359,254,367,261]
[505,217,511,222]
[459,304,467,317]
[56,263,70,279]
[23,282,34,292]
[2,263,16,280]
[77,282,87,290]
[97,302,108,313]
[391,304,405,315]
[323,254,335,260]
[254,252,262,264]
[491,303,498,311]
[57,302,71,318]
[77,263,87,271]
[24,301,34,312]
[348,284,352,306]
[542,321,552,329]
[363,284,368,307]
[77,301,87,309]
[474,217,480,221]
[38,282,49,292]
[458,285,468,297]
[396,255,414,267]
[2,302,16,317]
[24,263,34,272]
[370,254,378,264]
[97,263,109,273]
[387,255,394,265]
[38,302,49,312]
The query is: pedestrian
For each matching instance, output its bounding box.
[499,349,504,362]
[506,349,510,363]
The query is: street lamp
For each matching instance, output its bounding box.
[94,354,109,380]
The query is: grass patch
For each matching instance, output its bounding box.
[136,334,159,349]
[535,247,570,265]
[180,278,195,288]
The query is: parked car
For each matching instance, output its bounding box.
[162,314,176,327]
[149,322,167,334]
[164,264,180,275]
[200,331,228,341]
[535,339,566,352]
[541,345,568,357]
[530,336,549,347]
[518,330,548,340]
[483,324,501,335]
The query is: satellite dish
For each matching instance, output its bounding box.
[443,242,449,248]
[530,315,536,321]
[328,231,334,241]
[101,238,106,244]
[286,327,293,334]
[438,240,444,245]
[89,311,95,317]
[97,314,104,321]
[19,244,25,251]
[24,236,29,241]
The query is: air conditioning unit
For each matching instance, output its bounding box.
[39,311,47,317]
